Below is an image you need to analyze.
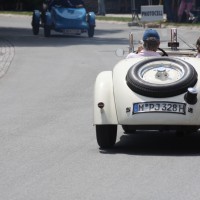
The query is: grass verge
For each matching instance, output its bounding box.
[96,16,132,22]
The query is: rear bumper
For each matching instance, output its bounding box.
[54,20,88,30]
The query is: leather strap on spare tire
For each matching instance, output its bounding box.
[126,57,198,98]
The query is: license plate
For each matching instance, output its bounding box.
[63,29,81,34]
[133,101,186,115]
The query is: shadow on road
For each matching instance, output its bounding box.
[100,131,200,156]
[0,27,129,47]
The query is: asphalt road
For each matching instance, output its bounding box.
[1,14,200,200]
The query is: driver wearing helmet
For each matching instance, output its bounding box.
[44,0,84,9]
[126,29,161,58]
[68,0,85,8]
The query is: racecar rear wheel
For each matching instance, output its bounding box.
[88,26,94,38]
[96,125,117,148]
[122,125,135,133]
[32,13,39,35]
[126,57,198,98]
[44,25,51,37]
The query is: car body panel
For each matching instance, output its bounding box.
[51,7,89,30]
[88,12,96,26]
[94,71,118,125]
[94,56,200,126]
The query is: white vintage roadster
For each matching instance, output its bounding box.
[94,29,200,149]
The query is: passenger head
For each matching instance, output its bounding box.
[142,29,160,52]
[196,37,200,53]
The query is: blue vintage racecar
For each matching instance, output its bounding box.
[32,6,96,37]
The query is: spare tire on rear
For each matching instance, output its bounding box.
[126,57,198,98]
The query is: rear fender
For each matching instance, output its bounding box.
[45,11,52,26]
[32,10,40,25]
[88,12,96,26]
[94,71,118,125]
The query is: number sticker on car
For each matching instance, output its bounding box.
[133,102,186,115]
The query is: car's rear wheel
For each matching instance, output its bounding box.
[32,13,39,35]
[88,26,94,37]
[176,126,198,136]
[44,25,51,37]
[96,125,117,148]
[122,125,135,133]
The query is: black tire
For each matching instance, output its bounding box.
[32,13,39,35]
[44,25,51,37]
[176,126,198,136]
[126,57,198,98]
[122,125,135,133]
[88,26,94,37]
[96,125,117,149]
